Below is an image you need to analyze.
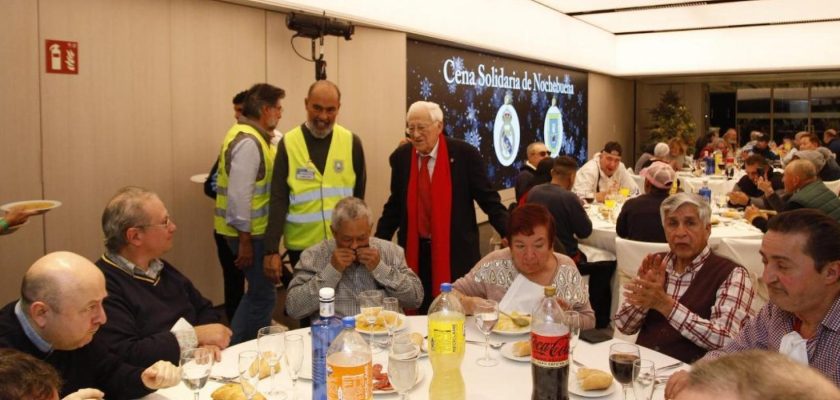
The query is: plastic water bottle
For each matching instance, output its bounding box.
[531,285,570,400]
[428,282,466,400]
[312,288,343,400]
[699,180,712,203]
[326,316,373,400]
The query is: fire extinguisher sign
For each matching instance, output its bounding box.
[45,40,78,74]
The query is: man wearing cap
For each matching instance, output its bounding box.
[572,141,639,203]
[750,133,780,161]
[617,161,675,243]
[514,142,550,201]
[727,154,785,210]
[634,142,669,174]
[615,192,754,363]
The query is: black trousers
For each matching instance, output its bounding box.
[577,259,616,329]
[213,231,244,322]
[417,238,434,315]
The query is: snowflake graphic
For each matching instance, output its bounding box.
[531,91,540,106]
[487,163,496,181]
[474,82,486,96]
[466,105,478,121]
[464,127,481,149]
[448,81,457,94]
[420,77,433,99]
[564,74,571,85]
[504,176,515,189]
[453,56,465,72]
[577,92,584,106]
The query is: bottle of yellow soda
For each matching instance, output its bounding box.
[427,283,466,400]
[326,316,372,400]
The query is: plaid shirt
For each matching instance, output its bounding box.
[615,246,754,351]
[705,294,840,385]
[285,237,424,320]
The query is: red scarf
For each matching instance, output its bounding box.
[406,134,452,298]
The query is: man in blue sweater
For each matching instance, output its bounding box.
[0,251,180,399]
[95,186,231,368]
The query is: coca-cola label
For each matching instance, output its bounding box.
[531,332,569,368]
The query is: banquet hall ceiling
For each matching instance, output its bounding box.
[535,0,840,34]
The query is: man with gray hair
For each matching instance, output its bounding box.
[614,192,754,363]
[286,197,423,320]
[95,186,229,368]
[514,141,549,201]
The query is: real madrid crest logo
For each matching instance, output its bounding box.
[334,159,345,173]
[493,90,520,167]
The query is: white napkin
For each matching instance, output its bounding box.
[171,317,198,350]
[498,274,545,314]
[779,330,809,365]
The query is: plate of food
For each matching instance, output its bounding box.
[569,368,616,398]
[355,311,407,335]
[0,200,61,215]
[500,340,530,362]
[372,362,423,395]
[492,312,531,335]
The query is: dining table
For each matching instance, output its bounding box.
[144,315,687,400]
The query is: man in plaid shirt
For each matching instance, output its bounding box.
[615,192,754,363]
[666,209,840,398]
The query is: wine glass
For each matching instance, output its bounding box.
[609,343,641,400]
[389,333,419,400]
[633,359,656,400]
[285,334,304,400]
[382,297,401,348]
[358,290,384,353]
[474,299,499,367]
[257,326,286,398]
[564,311,581,367]
[584,190,595,206]
[238,351,262,400]
[180,347,214,400]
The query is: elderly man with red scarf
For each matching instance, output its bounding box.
[376,101,509,313]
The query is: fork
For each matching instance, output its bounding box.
[466,339,505,349]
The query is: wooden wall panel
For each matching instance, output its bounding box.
[335,27,406,224]
[168,0,267,304]
[39,0,173,260]
[588,73,635,166]
[0,0,43,304]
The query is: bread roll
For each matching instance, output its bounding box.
[252,354,281,379]
[576,368,613,391]
[512,340,531,357]
[409,332,425,351]
[211,383,267,400]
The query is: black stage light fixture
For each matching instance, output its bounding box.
[286,13,354,41]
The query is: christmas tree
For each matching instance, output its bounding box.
[647,89,696,153]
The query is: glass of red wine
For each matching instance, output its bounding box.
[609,343,640,400]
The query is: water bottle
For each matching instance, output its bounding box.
[313,288,343,400]
[326,316,373,400]
[428,283,466,400]
[699,179,712,203]
[531,285,570,400]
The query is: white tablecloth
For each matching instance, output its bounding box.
[677,172,742,197]
[145,316,686,400]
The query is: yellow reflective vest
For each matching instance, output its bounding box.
[214,123,275,237]
[284,124,355,250]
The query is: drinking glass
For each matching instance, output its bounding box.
[389,333,419,400]
[618,187,630,202]
[564,311,581,366]
[604,193,617,210]
[583,190,595,206]
[358,290,384,353]
[285,334,304,400]
[474,299,499,367]
[238,351,262,400]
[633,359,656,400]
[382,297,401,348]
[609,343,640,400]
[257,326,286,398]
[180,347,214,400]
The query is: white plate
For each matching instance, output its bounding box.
[500,342,530,362]
[373,365,424,395]
[190,173,209,183]
[355,313,408,335]
[0,200,61,214]
[569,378,617,398]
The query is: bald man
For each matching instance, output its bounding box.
[746,159,840,231]
[264,81,367,310]
[0,251,180,399]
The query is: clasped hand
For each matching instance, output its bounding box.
[623,253,674,315]
[331,246,380,272]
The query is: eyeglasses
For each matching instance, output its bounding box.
[535,151,549,157]
[136,216,174,230]
[405,124,430,135]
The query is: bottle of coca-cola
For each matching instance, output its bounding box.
[531,285,570,400]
